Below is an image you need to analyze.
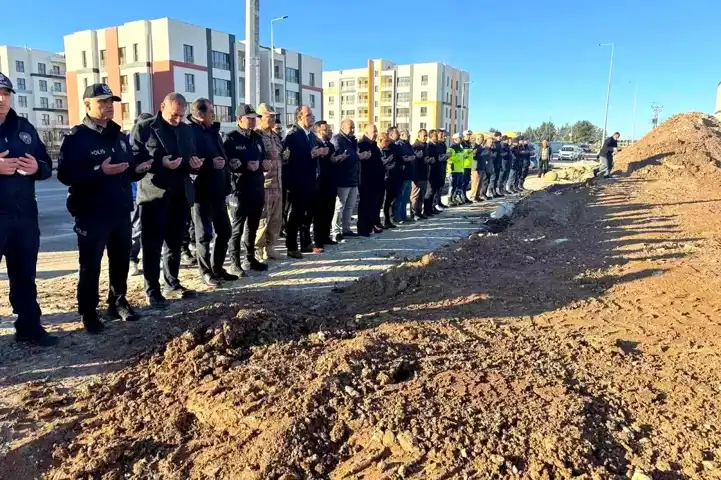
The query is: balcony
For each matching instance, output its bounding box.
[341,84,356,92]
[380,97,393,105]
[51,88,67,96]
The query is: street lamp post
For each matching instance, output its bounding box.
[599,42,615,144]
[462,80,471,132]
[270,16,288,106]
[631,82,638,143]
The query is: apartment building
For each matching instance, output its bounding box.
[323,59,470,136]
[63,18,323,132]
[0,45,69,137]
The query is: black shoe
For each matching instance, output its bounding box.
[148,294,169,309]
[300,245,314,253]
[15,329,58,347]
[163,284,196,299]
[279,230,286,238]
[373,226,384,234]
[82,311,104,334]
[358,232,371,237]
[107,298,139,322]
[228,264,247,278]
[245,257,269,272]
[417,214,428,220]
[383,221,397,229]
[288,250,304,259]
[439,202,449,208]
[342,231,358,237]
[202,273,220,287]
[334,234,344,242]
[215,269,240,282]
[181,252,197,267]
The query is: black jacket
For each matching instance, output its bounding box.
[427,141,444,184]
[412,140,429,183]
[599,136,618,159]
[283,127,318,192]
[398,140,416,182]
[330,132,359,188]
[475,147,493,172]
[316,136,337,190]
[187,116,230,201]
[0,109,52,216]
[131,112,197,205]
[223,128,267,196]
[386,141,403,183]
[58,116,144,218]
[358,136,385,187]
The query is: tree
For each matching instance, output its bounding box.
[571,121,602,144]
[557,123,572,142]
[536,121,557,141]
[488,127,497,133]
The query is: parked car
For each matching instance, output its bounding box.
[558,145,584,161]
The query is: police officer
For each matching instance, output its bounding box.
[506,137,521,194]
[0,72,55,345]
[224,104,268,273]
[499,135,513,195]
[490,131,504,197]
[460,130,474,203]
[187,98,238,286]
[434,129,450,211]
[131,92,203,308]
[58,84,152,333]
[423,129,440,217]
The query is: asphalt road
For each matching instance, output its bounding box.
[36,174,75,253]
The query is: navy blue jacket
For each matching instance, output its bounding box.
[187,116,231,201]
[58,116,145,218]
[131,113,197,205]
[0,109,52,216]
[412,140,429,183]
[358,136,385,187]
[223,128,267,197]
[398,140,416,182]
[282,127,318,192]
[330,132,359,188]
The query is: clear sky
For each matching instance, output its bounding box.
[1,0,718,138]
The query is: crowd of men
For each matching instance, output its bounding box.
[0,73,550,347]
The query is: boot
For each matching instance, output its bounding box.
[265,246,282,260]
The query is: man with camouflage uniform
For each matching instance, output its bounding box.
[255,103,283,260]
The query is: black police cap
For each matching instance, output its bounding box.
[83,83,121,102]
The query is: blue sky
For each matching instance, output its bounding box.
[1,0,718,138]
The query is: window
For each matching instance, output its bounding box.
[37,63,46,75]
[396,92,411,103]
[358,78,369,88]
[274,64,282,79]
[285,67,299,84]
[52,65,61,75]
[328,81,335,88]
[40,97,49,108]
[274,88,281,103]
[341,94,354,104]
[53,82,62,92]
[421,91,428,101]
[328,96,335,104]
[136,100,142,116]
[341,79,355,89]
[133,43,139,62]
[446,77,450,87]
[83,78,88,88]
[81,51,87,68]
[101,76,108,85]
[212,78,231,97]
[455,80,458,89]
[374,86,379,93]
[215,105,231,123]
[39,80,47,92]
[420,122,427,130]
[18,96,27,107]
[421,75,428,86]
[357,93,369,103]
[374,116,378,122]
[374,101,379,108]
[238,51,245,68]
[309,94,316,108]
[18,113,28,119]
[183,44,194,64]
[57,115,65,125]
[398,123,409,130]
[185,73,195,93]
[119,47,126,65]
[16,61,24,72]
[287,90,300,106]
[341,109,356,117]
[121,103,129,121]
[41,114,50,126]
[55,98,63,109]
[120,75,128,93]
[397,108,410,118]
[212,51,230,70]
[286,113,295,126]
[17,78,26,91]
[328,111,334,118]
[420,107,427,117]
[309,72,315,87]
[100,50,106,68]
[134,73,140,91]
[396,76,411,87]
[239,78,246,97]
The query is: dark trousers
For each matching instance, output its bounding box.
[491,161,502,193]
[181,210,195,256]
[520,160,531,186]
[500,159,512,189]
[539,159,550,177]
[140,192,189,298]
[285,187,315,252]
[193,195,231,276]
[229,192,263,265]
[358,183,381,234]
[314,183,337,247]
[410,180,427,217]
[463,168,472,192]
[0,214,42,335]
[424,180,440,215]
[383,180,400,224]
[481,166,492,196]
[75,214,131,315]
[129,203,142,263]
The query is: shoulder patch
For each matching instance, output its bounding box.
[119,140,127,152]
[19,132,32,145]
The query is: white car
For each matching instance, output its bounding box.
[558,145,584,161]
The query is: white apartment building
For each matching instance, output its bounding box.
[63,18,323,132]
[0,46,69,138]
[323,59,470,136]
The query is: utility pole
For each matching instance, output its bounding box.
[599,43,615,144]
[629,81,638,142]
[245,0,260,105]
[651,103,663,129]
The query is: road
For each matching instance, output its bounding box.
[36,174,75,253]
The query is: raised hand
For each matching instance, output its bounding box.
[189,156,204,169]
[0,151,18,175]
[162,155,182,170]
[101,157,129,175]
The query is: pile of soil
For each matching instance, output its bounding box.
[615,112,721,180]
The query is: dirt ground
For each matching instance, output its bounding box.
[2,114,721,479]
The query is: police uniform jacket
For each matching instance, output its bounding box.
[223,128,267,197]
[131,113,197,205]
[0,109,52,216]
[187,116,230,201]
[58,116,145,218]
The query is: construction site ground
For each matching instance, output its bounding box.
[1,114,721,479]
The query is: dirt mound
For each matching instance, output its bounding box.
[615,112,721,179]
